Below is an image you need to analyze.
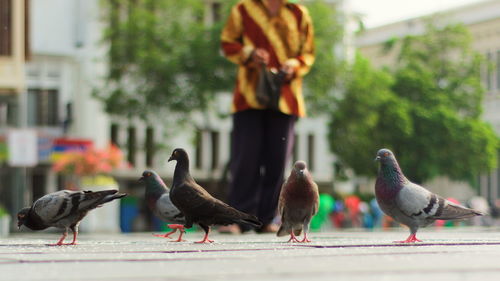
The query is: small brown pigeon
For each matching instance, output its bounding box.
[375,148,483,243]
[17,189,126,245]
[277,160,319,243]
[168,148,262,243]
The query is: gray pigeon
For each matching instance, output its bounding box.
[374,148,482,243]
[277,160,319,243]
[140,170,186,242]
[168,148,262,243]
[17,189,126,245]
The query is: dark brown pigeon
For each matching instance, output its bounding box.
[168,148,262,243]
[375,148,483,243]
[277,160,319,243]
[17,189,126,245]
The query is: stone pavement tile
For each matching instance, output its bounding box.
[1,227,500,281]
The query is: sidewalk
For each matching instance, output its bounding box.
[1,227,500,281]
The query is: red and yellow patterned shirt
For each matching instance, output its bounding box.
[221,0,315,117]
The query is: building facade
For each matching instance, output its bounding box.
[0,0,29,219]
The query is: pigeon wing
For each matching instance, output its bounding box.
[155,193,185,223]
[395,182,439,219]
[33,189,124,224]
[32,190,75,223]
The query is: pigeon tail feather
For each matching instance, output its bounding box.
[435,203,483,220]
[236,214,262,228]
[277,226,301,237]
[102,192,127,204]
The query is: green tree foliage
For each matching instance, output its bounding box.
[96,0,344,121]
[330,21,498,184]
[96,0,235,121]
[304,0,345,114]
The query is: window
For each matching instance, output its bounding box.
[210,131,219,170]
[292,134,299,162]
[127,126,136,166]
[110,123,119,146]
[486,52,493,92]
[0,0,12,56]
[0,95,17,126]
[195,130,203,169]
[497,50,500,90]
[211,2,221,22]
[145,127,154,167]
[27,89,59,126]
[307,134,315,171]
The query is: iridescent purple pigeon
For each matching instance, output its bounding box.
[277,160,319,243]
[375,148,482,243]
[140,170,186,242]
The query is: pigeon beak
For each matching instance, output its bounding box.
[299,169,305,176]
[374,156,381,162]
[17,221,22,229]
[168,155,174,162]
[138,176,144,182]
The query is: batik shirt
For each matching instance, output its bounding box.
[221,0,315,117]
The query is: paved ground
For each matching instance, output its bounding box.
[1,227,500,281]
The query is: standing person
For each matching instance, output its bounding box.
[220,0,315,233]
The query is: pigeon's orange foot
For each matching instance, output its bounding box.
[195,239,214,244]
[195,233,214,243]
[287,234,301,243]
[153,229,177,239]
[395,234,422,243]
[169,231,186,242]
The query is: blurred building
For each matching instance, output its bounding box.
[355,0,500,202]
[0,0,29,217]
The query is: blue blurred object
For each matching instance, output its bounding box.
[120,196,139,233]
[370,198,383,228]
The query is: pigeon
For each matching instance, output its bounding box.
[140,170,186,242]
[374,148,482,243]
[168,148,262,243]
[277,160,319,243]
[17,189,126,245]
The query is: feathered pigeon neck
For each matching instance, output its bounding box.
[172,154,194,187]
[145,174,168,198]
[24,208,48,230]
[378,159,406,188]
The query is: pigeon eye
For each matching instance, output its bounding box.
[146,172,151,177]
[384,152,389,157]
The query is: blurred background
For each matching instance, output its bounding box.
[0,0,499,236]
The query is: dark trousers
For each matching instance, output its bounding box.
[228,109,296,229]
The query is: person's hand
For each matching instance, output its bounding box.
[251,48,270,65]
[280,64,295,80]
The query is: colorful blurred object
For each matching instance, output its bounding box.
[310,194,335,231]
[52,143,126,177]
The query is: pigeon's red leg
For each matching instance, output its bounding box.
[395,233,422,243]
[195,226,214,243]
[48,232,68,246]
[66,231,78,245]
[153,229,177,239]
[173,229,186,242]
[300,232,311,243]
[153,224,185,238]
[287,231,301,243]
